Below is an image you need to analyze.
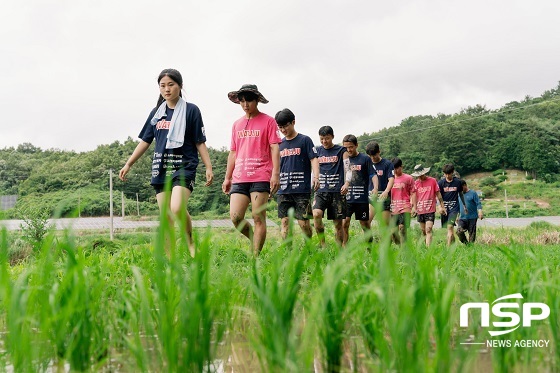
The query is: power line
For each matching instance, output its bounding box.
[356,96,560,144]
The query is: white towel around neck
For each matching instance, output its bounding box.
[150,96,187,149]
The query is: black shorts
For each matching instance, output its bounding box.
[441,211,459,227]
[346,203,369,221]
[230,182,270,197]
[417,212,436,223]
[153,177,194,194]
[370,194,391,212]
[393,213,411,227]
[277,193,312,220]
[313,192,347,220]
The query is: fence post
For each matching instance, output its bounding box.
[109,169,114,240]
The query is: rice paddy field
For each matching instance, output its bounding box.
[0,214,559,372]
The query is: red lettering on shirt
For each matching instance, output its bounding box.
[237,129,261,138]
[318,156,339,163]
[156,120,171,130]
[443,186,457,192]
[377,170,384,176]
[280,148,301,157]
[350,165,362,171]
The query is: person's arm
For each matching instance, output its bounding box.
[411,191,417,217]
[119,140,151,181]
[222,150,236,194]
[370,174,379,196]
[196,142,213,187]
[311,157,320,191]
[341,151,350,195]
[380,177,394,199]
[475,193,483,220]
[270,143,280,195]
[459,190,469,215]
[436,191,447,215]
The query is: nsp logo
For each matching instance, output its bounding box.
[460,293,550,336]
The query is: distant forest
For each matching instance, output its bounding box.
[1,83,559,218]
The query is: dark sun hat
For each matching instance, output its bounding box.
[411,164,431,177]
[228,84,269,104]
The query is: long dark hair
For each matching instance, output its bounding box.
[156,68,183,107]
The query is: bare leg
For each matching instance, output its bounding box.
[359,220,373,243]
[156,191,175,257]
[250,191,269,255]
[425,221,434,246]
[281,217,290,240]
[343,217,352,245]
[368,204,375,227]
[169,186,194,256]
[313,209,326,247]
[333,219,344,247]
[297,219,313,239]
[230,193,252,243]
[446,225,455,246]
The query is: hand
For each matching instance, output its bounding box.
[312,177,320,191]
[379,191,388,200]
[205,169,214,187]
[478,212,484,220]
[270,173,280,196]
[340,182,349,195]
[119,164,130,181]
[411,207,417,218]
[222,179,232,194]
[464,207,469,215]
[440,206,447,216]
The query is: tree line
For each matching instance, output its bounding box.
[1,83,559,218]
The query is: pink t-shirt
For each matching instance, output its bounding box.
[230,112,282,183]
[414,176,440,214]
[391,173,415,214]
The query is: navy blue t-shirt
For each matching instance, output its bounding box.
[347,153,375,204]
[316,144,346,193]
[278,133,317,194]
[438,177,463,213]
[371,158,394,193]
[139,103,206,185]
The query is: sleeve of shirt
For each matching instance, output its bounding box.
[138,108,157,144]
[230,122,237,151]
[305,137,318,159]
[188,104,206,143]
[474,192,482,209]
[268,118,282,144]
[434,179,440,192]
[387,162,395,179]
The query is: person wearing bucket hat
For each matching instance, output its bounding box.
[438,164,468,246]
[390,157,416,245]
[222,83,281,255]
[119,68,214,257]
[413,164,446,246]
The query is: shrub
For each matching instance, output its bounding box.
[492,169,507,176]
[19,206,53,250]
[480,186,494,197]
[480,176,498,187]
[497,175,508,182]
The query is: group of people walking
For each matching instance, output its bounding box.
[119,69,483,256]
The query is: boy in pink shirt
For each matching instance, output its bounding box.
[390,158,416,244]
[411,164,446,246]
[222,84,281,255]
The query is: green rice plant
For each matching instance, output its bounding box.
[249,237,309,372]
[313,249,355,373]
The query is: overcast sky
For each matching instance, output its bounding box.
[1,0,559,152]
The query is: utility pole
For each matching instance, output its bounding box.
[136,193,140,216]
[504,189,509,219]
[109,169,114,240]
[121,191,125,218]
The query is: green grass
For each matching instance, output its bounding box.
[0,219,558,372]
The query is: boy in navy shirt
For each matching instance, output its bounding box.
[275,109,319,240]
[342,135,377,244]
[312,126,350,247]
[438,164,468,246]
[366,141,394,228]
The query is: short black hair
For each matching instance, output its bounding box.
[443,164,455,174]
[365,141,380,156]
[342,134,358,145]
[238,91,258,102]
[275,108,295,126]
[460,179,467,187]
[318,126,334,137]
[392,157,402,169]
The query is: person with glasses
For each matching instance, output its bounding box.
[275,108,319,240]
